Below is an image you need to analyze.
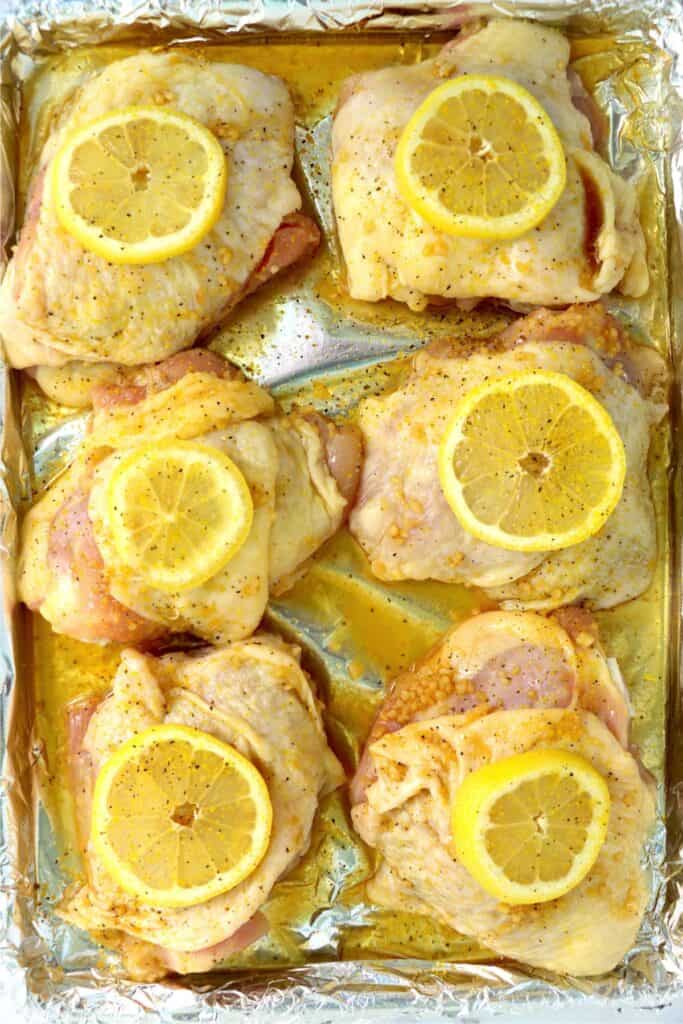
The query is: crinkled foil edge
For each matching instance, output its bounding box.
[1,0,683,1019]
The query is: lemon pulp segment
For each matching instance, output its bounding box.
[452,748,611,905]
[438,369,626,552]
[51,105,227,263]
[395,75,567,239]
[91,723,273,909]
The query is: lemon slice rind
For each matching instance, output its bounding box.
[91,723,273,909]
[395,75,567,240]
[51,105,227,264]
[452,748,611,906]
[106,440,253,593]
[438,369,626,553]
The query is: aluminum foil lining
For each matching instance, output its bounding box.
[1,0,683,1019]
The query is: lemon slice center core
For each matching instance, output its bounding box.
[171,801,198,828]
[131,163,151,191]
[518,450,551,478]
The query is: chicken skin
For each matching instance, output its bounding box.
[0,51,319,375]
[351,609,654,976]
[61,636,344,980]
[349,304,667,610]
[19,350,362,644]
[332,20,647,310]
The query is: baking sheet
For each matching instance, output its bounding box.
[1,1,683,1018]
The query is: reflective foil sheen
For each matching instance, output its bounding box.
[1,0,683,1019]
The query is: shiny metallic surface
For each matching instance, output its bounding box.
[1,0,683,1017]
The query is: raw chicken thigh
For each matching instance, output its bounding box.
[332,20,647,310]
[350,304,667,609]
[19,350,362,644]
[0,52,319,377]
[62,636,343,980]
[351,609,654,976]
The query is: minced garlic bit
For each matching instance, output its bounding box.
[214,122,242,141]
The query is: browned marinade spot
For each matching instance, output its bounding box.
[578,164,605,285]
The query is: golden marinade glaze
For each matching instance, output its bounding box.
[20,32,672,969]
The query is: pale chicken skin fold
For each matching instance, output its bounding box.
[0,51,320,372]
[332,19,648,310]
[19,350,362,644]
[349,304,667,610]
[351,610,654,976]
[61,636,344,980]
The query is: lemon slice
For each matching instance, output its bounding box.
[452,748,610,905]
[51,105,227,264]
[106,440,253,592]
[395,75,567,239]
[91,724,272,909]
[438,370,626,552]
